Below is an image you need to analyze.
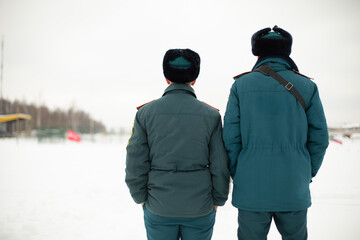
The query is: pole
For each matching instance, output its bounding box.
[0,36,4,136]
[0,36,4,115]
[90,118,94,142]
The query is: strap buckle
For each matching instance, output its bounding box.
[285,82,293,90]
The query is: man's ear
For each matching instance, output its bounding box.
[166,78,171,85]
[190,79,196,86]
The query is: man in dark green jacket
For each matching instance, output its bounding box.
[223,26,329,240]
[126,48,230,240]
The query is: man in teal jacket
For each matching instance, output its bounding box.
[126,48,230,240]
[223,26,329,240]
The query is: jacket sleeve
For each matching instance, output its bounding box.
[125,112,150,204]
[223,83,242,179]
[209,115,230,206]
[306,84,329,178]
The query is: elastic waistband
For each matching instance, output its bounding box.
[242,144,307,150]
[150,166,209,173]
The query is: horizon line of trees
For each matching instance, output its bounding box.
[1,98,106,134]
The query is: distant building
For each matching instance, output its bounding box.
[0,113,31,137]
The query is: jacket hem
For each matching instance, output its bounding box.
[144,204,214,218]
[231,201,311,212]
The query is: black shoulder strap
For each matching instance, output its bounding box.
[254,65,306,111]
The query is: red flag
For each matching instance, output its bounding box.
[332,138,343,145]
[67,129,81,142]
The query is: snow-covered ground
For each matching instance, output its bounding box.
[0,135,359,240]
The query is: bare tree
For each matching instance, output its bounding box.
[1,98,106,133]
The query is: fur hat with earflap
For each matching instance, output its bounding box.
[163,49,200,84]
[251,25,299,71]
[251,25,293,57]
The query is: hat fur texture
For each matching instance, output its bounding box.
[163,49,200,83]
[251,26,292,57]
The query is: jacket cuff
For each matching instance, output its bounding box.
[132,192,148,204]
[213,199,227,206]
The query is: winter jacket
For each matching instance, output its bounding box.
[126,83,230,218]
[223,57,329,212]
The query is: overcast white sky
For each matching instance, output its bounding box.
[0,0,359,130]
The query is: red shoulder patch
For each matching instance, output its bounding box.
[201,101,220,111]
[136,100,156,110]
[292,69,314,80]
[233,71,252,80]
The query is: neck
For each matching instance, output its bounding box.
[166,79,196,86]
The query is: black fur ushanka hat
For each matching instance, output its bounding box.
[163,49,200,83]
[251,25,292,57]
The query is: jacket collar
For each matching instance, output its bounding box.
[252,56,299,72]
[163,83,197,98]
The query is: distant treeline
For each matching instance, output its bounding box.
[1,98,106,133]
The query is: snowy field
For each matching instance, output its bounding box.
[0,135,360,240]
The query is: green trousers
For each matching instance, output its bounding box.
[237,209,308,240]
[143,206,216,240]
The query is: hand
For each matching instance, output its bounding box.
[213,205,218,211]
